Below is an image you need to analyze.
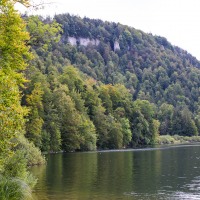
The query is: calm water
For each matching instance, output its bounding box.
[31,144,200,200]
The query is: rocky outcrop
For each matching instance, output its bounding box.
[79,38,100,46]
[114,41,120,51]
[67,37,100,47]
[68,37,77,46]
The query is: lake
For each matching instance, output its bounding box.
[31,144,200,200]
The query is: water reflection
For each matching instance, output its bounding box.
[31,145,200,200]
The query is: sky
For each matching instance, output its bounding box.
[16,0,200,60]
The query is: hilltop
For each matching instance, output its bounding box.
[22,14,200,151]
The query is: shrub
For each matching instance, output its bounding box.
[16,136,45,166]
[0,175,32,200]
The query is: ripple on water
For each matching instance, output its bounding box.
[123,189,200,200]
[184,176,200,192]
[172,191,200,200]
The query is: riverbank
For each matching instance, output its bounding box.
[41,135,200,155]
[155,135,200,145]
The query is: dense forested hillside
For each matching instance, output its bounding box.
[54,14,200,108]
[22,14,200,152]
[2,4,200,198]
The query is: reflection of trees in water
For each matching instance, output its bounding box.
[31,163,48,200]
[31,146,200,199]
[61,152,98,199]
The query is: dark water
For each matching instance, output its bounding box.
[31,144,200,200]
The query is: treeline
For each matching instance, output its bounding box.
[21,14,200,152]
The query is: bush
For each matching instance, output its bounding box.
[3,150,37,189]
[156,135,176,144]
[16,136,45,166]
[156,135,200,144]
[0,175,32,200]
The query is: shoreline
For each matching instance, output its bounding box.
[155,135,200,145]
[42,135,200,155]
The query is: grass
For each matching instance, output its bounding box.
[0,175,32,200]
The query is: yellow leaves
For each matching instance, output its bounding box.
[152,119,160,139]
[0,0,31,169]
[0,0,30,7]
[0,71,28,137]
[25,83,44,145]
[27,16,62,51]
[26,82,44,108]
[85,78,97,87]
[14,0,30,7]
[0,0,31,72]
[0,102,26,162]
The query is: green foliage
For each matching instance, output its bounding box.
[171,107,198,136]
[121,118,132,147]
[26,15,62,51]
[156,135,200,144]
[2,148,37,189]
[0,175,32,200]
[2,151,36,189]
[43,107,61,152]
[152,119,160,142]
[107,116,123,149]
[53,85,82,151]
[0,1,31,73]
[131,100,157,145]
[158,103,174,135]
[52,14,200,114]
[0,2,42,200]
[25,83,44,148]
[51,82,97,151]
[0,72,27,168]
[79,116,96,151]
[21,13,200,152]
[3,151,28,181]
[16,135,45,166]
[155,135,177,144]
[0,0,31,169]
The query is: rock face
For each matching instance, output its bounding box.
[68,37,77,46]
[79,38,100,46]
[67,37,120,51]
[114,41,120,51]
[67,37,100,47]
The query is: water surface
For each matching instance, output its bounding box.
[31,144,200,199]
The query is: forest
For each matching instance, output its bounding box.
[23,14,200,152]
[2,1,200,198]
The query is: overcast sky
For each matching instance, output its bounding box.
[16,0,200,60]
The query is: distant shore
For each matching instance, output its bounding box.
[42,135,200,154]
[155,135,200,145]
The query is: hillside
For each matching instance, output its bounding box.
[54,14,200,108]
[23,14,200,151]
